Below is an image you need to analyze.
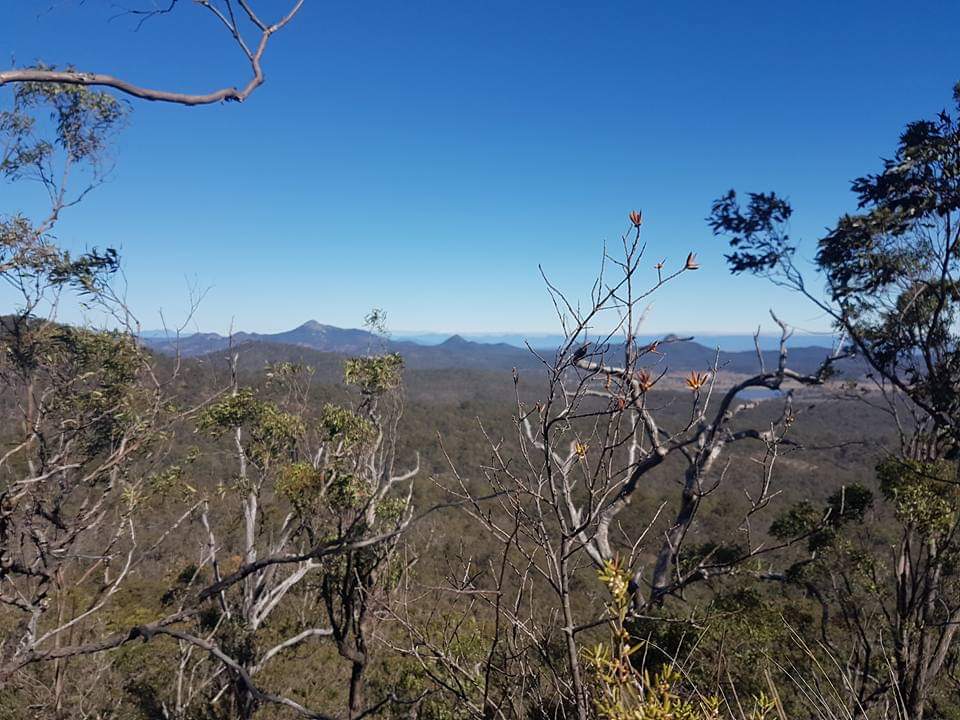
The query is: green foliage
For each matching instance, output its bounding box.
[242,400,303,460]
[144,446,202,500]
[707,190,793,275]
[275,460,323,504]
[590,560,777,720]
[1,70,128,169]
[2,323,155,462]
[0,212,119,294]
[710,80,960,454]
[770,484,873,552]
[372,627,487,720]
[878,457,958,535]
[588,660,729,720]
[54,328,143,414]
[198,388,261,430]
[344,352,403,394]
[274,403,381,513]
[376,496,408,524]
[769,500,819,540]
[320,402,374,446]
[825,483,874,525]
[1,76,126,296]
[678,542,744,574]
[327,469,370,512]
[198,389,303,466]
[276,464,371,515]
[264,360,309,380]
[364,307,389,337]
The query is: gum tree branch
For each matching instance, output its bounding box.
[0,0,306,106]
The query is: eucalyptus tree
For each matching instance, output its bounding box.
[709,80,960,720]
[174,331,418,720]
[0,76,186,709]
[0,72,421,720]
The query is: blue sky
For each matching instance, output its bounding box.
[4,1,960,338]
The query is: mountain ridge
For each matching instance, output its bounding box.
[142,321,862,377]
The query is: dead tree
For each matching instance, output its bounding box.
[407,212,849,720]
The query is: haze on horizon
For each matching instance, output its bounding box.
[140,318,838,353]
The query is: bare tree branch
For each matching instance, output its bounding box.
[0,1,306,106]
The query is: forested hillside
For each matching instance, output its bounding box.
[0,319,895,719]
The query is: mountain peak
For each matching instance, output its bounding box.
[441,334,470,346]
[296,320,327,332]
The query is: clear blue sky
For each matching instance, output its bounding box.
[5,1,960,337]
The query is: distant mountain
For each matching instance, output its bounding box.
[143,321,383,357]
[144,321,862,378]
[392,331,837,351]
[613,339,860,377]
[394,331,569,348]
[143,322,545,370]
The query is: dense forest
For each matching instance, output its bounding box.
[2,6,960,720]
